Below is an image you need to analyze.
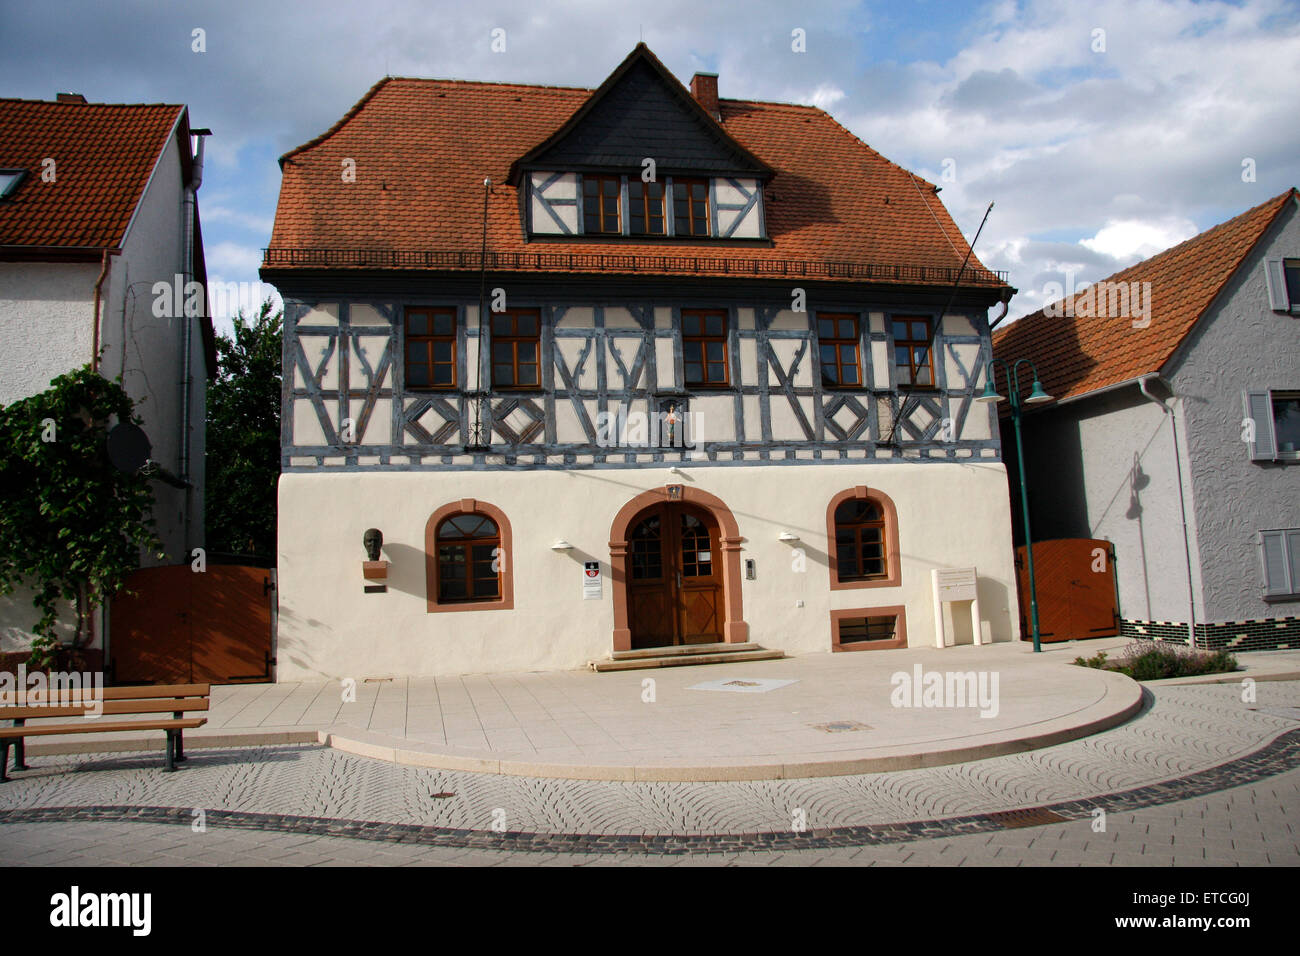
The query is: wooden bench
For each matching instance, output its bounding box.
[0,683,210,782]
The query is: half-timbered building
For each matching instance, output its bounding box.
[262,45,1021,679]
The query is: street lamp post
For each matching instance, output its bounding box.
[977,358,1053,653]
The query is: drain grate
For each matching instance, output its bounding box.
[811,720,871,733]
[986,807,1068,829]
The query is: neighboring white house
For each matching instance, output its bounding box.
[0,93,215,653]
[995,188,1300,651]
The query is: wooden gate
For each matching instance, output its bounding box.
[109,563,274,684]
[1014,538,1119,643]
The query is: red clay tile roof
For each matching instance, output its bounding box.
[0,98,186,250]
[993,188,1298,404]
[265,64,1005,289]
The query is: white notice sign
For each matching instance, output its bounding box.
[933,567,978,602]
[583,562,602,600]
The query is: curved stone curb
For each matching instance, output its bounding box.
[319,669,1145,781]
[3,726,1296,855]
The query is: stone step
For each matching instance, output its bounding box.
[610,642,766,661]
[590,648,786,672]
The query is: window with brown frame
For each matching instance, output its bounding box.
[682,309,729,386]
[672,177,710,236]
[582,174,621,234]
[435,512,501,603]
[834,498,887,581]
[893,316,935,388]
[629,179,666,236]
[818,313,862,387]
[490,309,541,388]
[405,307,457,389]
[837,616,897,643]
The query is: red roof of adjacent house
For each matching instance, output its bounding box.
[265,49,1005,290]
[993,188,1298,404]
[0,98,187,250]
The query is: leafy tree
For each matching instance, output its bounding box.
[0,366,161,667]
[205,300,282,558]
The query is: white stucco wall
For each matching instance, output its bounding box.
[276,461,1020,680]
[0,262,99,404]
[1170,198,1300,621]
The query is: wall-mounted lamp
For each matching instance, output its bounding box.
[778,531,800,542]
[668,466,682,475]
[551,539,575,551]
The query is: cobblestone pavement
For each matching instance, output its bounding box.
[1,681,1297,864]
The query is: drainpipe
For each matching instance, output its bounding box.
[1138,374,1197,649]
[91,249,120,371]
[180,130,208,552]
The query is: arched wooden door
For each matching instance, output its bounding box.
[627,503,724,648]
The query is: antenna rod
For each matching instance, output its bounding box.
[885,200,994,446]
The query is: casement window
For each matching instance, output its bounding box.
[425,500,514,612]
[828,487,901,590]
[1263,257,1300,314]
[1243,389,1300,461]
[490,309,541,388]
[892,316,935,388]
[681,309,729,386]
[830,607,907,651]
[0,169,25,200]
[628,179,666,236]
[582,175,622,234]
[1260,529,1300,599]
[818,313,862,387]
[405,307,457,389]
[672,177,710,236]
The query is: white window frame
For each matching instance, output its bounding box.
[1260,529,1300,599]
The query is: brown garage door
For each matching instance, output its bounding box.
[1014,538,1119,643]
[109,563,274,684]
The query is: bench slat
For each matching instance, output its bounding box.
[2,699,210,720]
[11,683,210,705]
[1,717,207,738]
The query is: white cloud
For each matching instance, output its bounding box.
[1080,217,1198,263]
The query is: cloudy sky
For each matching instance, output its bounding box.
[3,0,1297,329]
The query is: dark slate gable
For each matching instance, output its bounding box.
[523,59,765,176]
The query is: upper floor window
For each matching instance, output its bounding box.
[818,313,861,388]
[405,307,456,389]
[491,309,541,389]
[682,309,729,387]
[629,180,666,236]
[0,169,26,200]
[1287,260,1300,314]
[583,175,621,234]
[1265,257,1300,313]
[673,178,710,236]
[1261,528,1300,599]
[893,316,935,388]
[1245,388,1300,461]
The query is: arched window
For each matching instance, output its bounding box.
[425,500,514,612]
[827,487,900,590]
[436,513,500,602]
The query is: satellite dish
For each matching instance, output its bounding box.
[106,422,152,474]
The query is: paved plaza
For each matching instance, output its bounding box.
[2,674,1298,865]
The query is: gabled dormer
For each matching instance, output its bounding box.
[509,44,772,242]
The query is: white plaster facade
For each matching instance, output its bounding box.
[276,461,1020,680]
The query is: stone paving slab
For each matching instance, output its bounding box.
[21,640,1147,780]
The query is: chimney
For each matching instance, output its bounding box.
[56,93,87,104]
[690,72,720,121]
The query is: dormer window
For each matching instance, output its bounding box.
[0,169,26,200]
[583,175,622,234]
[672,178,710,236]
[629,180,666,236]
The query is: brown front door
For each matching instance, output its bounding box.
[1014,538,1120,643]
[627,503,724,648]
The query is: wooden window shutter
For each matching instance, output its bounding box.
[1243,389,1277,460]
[1264,258,1290,311]
[1261,530,1294,596]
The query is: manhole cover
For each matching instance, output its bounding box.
[688,678,798,694]
[811,720,870,733]
[986,807,1068,829]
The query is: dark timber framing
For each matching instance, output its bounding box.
[277,276,1003,472]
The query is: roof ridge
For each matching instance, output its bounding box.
[0,98,184,108]
[383,76,594,93]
